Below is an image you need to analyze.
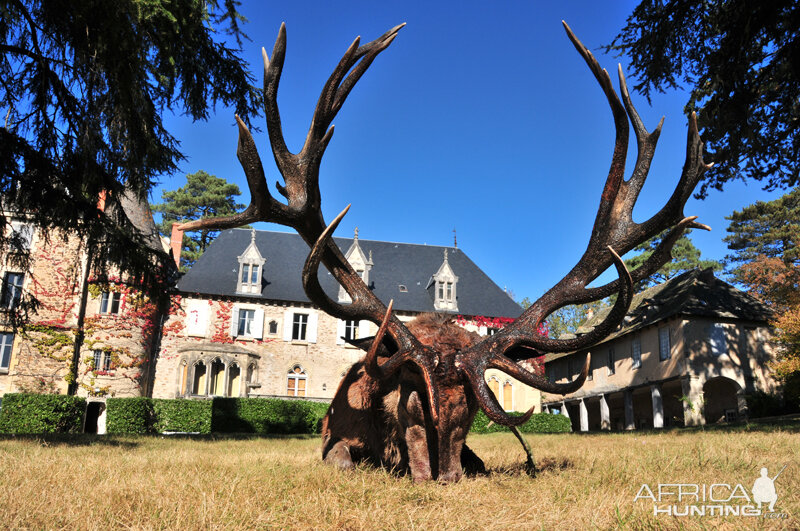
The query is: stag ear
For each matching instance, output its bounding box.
[344,335,397,357]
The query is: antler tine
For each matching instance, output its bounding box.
[364,300,394,378]
[177,115,280,232]
[303,204,423,353]
[303,24,406,159]
[263,23,293,173]
[617,65,664,217]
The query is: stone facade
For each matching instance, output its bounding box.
[1,221,161,399]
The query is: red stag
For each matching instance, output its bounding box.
[177,21,711,482]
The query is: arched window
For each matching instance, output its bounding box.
[487,376,500,403]
[179,361,188,395]
[209,358,225,396]
[193,361,207,395]
[268,320,278,335]
[503,381,513,411]
[287,365,307,397]
[227,363,241,397]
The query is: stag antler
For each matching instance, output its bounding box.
[453,21,712,426]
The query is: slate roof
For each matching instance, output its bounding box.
[178,229,523,318]
[544,268,773,363]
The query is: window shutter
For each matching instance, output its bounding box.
[251,309,264,339]
[336,319,345,345]
[230,307,239,337]
[307,312,318,343]
[282,310,293,341]
[358,320,371,339]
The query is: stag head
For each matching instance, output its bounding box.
[177,21,711,482]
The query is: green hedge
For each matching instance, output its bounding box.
[211,398,328,434]
[106,397,152,434]
[153,398,212,433]
[0,393,86,434]
[470,410,571,434]
[104,397,329,435]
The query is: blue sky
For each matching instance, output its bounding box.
[154,1,785,303]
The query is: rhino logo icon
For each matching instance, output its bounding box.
[752,466,786,512]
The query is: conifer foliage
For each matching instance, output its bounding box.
[0,0,260,280]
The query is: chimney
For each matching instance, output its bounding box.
[170,224,183,268]
[97,190,107,212]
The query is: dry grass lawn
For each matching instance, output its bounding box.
[0,423,797,530]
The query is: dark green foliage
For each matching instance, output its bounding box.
[470,411,571,434]
[106,397,152,435]
[724,187,800,268]
[152,399,212,433]
[151,171,246,270]
[624,231,720,291]
[0,393,85,434]
[104,397,328,435]
[211,398,328,435]
[607,0,800,196]
[0,0,260,281]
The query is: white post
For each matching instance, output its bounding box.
[651,384,664,428]
[600,394,610,430]
[579,398,589,432]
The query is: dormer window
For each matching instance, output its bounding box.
[338,227,373,302]
[237,229,266,295]
[431,249,458,311]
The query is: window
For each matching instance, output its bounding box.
[292,313,308,341]
[287,365,307,397]
[268,320,278,335]
[240,263,261,286]
[10,222,33,251]
[1,273,24,310]
[283,310,317,343]
[93,350,111,372]
[0,332,14,370]
[99,291,121,315]
[631,337,642,369]
[658,328,671,361]
[344,320,359,341]
[502,381,513,411]
[488,376,500,398]
[238,309,255,336]
[607,348,615,375]
[193,362,207,395]
[710,323,727,356]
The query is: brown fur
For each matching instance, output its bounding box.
[321,313,486,482]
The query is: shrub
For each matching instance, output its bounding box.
[470,410,571,434]
[0,393,85,434]
[211,397,329,434]
[152,399,212,433]
[106,397,153,434]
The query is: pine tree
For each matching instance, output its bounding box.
[624,231,721,290]
[152,171,245,270]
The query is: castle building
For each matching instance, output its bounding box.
[153,227,534,409]
[1,214,537,421]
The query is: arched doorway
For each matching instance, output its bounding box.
[703,377,742,424]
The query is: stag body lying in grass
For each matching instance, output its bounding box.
[177,21,711,482]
